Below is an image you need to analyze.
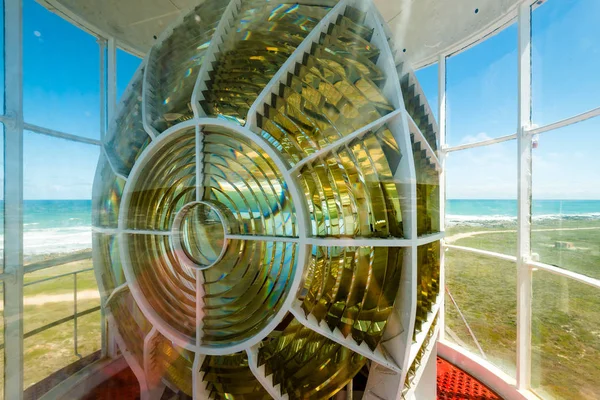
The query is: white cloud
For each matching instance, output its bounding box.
[446,140,517,199]
[33,30,42,37]
[459,132,492,145]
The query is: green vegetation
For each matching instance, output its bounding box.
[446,220,600,400]
[0,221,598,399]
[0,257,102,396]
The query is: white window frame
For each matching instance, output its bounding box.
[2,0,599,398]
[1,1,131,397]
[437,1,600,398]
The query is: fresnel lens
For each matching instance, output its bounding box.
[93,0,441,398]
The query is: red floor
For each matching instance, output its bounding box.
[83,357,503,399]
[437,357,502,399]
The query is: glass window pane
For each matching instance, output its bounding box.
[415,62,439,123]
[23,132,99,262]
[445,248,517,378]
[446,23,518,147]
[0,123,4,272]
[532,116,600,279]
[532,270,600,399]
[0,0,4,115]
[23,0,100,139]
[0,282,3,400]
[117,48,142,101]
[23,262,100,390]
[23,132,100,389]
[532,0,600,126]
[445,141,517,256]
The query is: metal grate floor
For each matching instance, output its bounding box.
[437,357,502,399]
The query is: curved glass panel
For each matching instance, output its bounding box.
[532,270,600,400]
[532,0,600,126]
[445,140,517,256]
[532,116,600,279]
[23,0,100,139]
[445,23,517,147]
[444,247,516,378]
[202,352,270,399]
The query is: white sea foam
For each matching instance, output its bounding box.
[447,212,600,226]
[532,212,600,220]
[446,214,517,226]
[0,226,92,257]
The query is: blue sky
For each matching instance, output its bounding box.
[5,0,600,200]
[416,0,600,200]
[6,0,142,200]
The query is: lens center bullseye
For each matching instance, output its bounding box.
[172,201,228,270]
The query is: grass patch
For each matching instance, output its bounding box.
[0,258,101,394]
[446,220,600,399]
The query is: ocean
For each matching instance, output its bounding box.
[0,200,93,258]
[0,199,598,258]
[447,199,600,225]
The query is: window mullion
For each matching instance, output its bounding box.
[516,0,533,391]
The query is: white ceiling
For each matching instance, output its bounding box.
[37,0,522,68]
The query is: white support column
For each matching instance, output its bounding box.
[516,1,533,391]
[97,36,109,358]
[99,38,107,141]
[4,0,24,398]
[107,38,117,126]
[437,53,447,342]
[106,38,118,358]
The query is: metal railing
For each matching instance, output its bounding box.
[0,260,101,360]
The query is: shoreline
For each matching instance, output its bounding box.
[446,226,600,244]
[23,247,93,265]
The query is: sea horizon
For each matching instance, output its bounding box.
[0,199,599,257]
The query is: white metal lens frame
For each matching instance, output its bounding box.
[170,200,230,271]
[118,118,309,354]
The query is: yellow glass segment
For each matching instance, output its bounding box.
[202,128,297,237]
[152,337,196,396]
[93,233,125,298]
[106,288,152,366]
[201,240,297,347]
[401,75,438,152]
[104,67,150,176]
[127,233,197,340]
[414,241,440,337]
[93,156,125,228]
[414,141,440,236]
[198,127,300,347]
[300,246,403,350]
[200,3,331,123]
[149,0,229,132]
[297,128,403,238]
[404,313,438,392]
[256,14,393,166]
[258,318,366,398]
[201,353,271,399]
[127,128,197,231]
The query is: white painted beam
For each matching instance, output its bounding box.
[4,0,25,398]
[516,1,533,391]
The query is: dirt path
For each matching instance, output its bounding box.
[446,226,600,244]
[21,290,100,306]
